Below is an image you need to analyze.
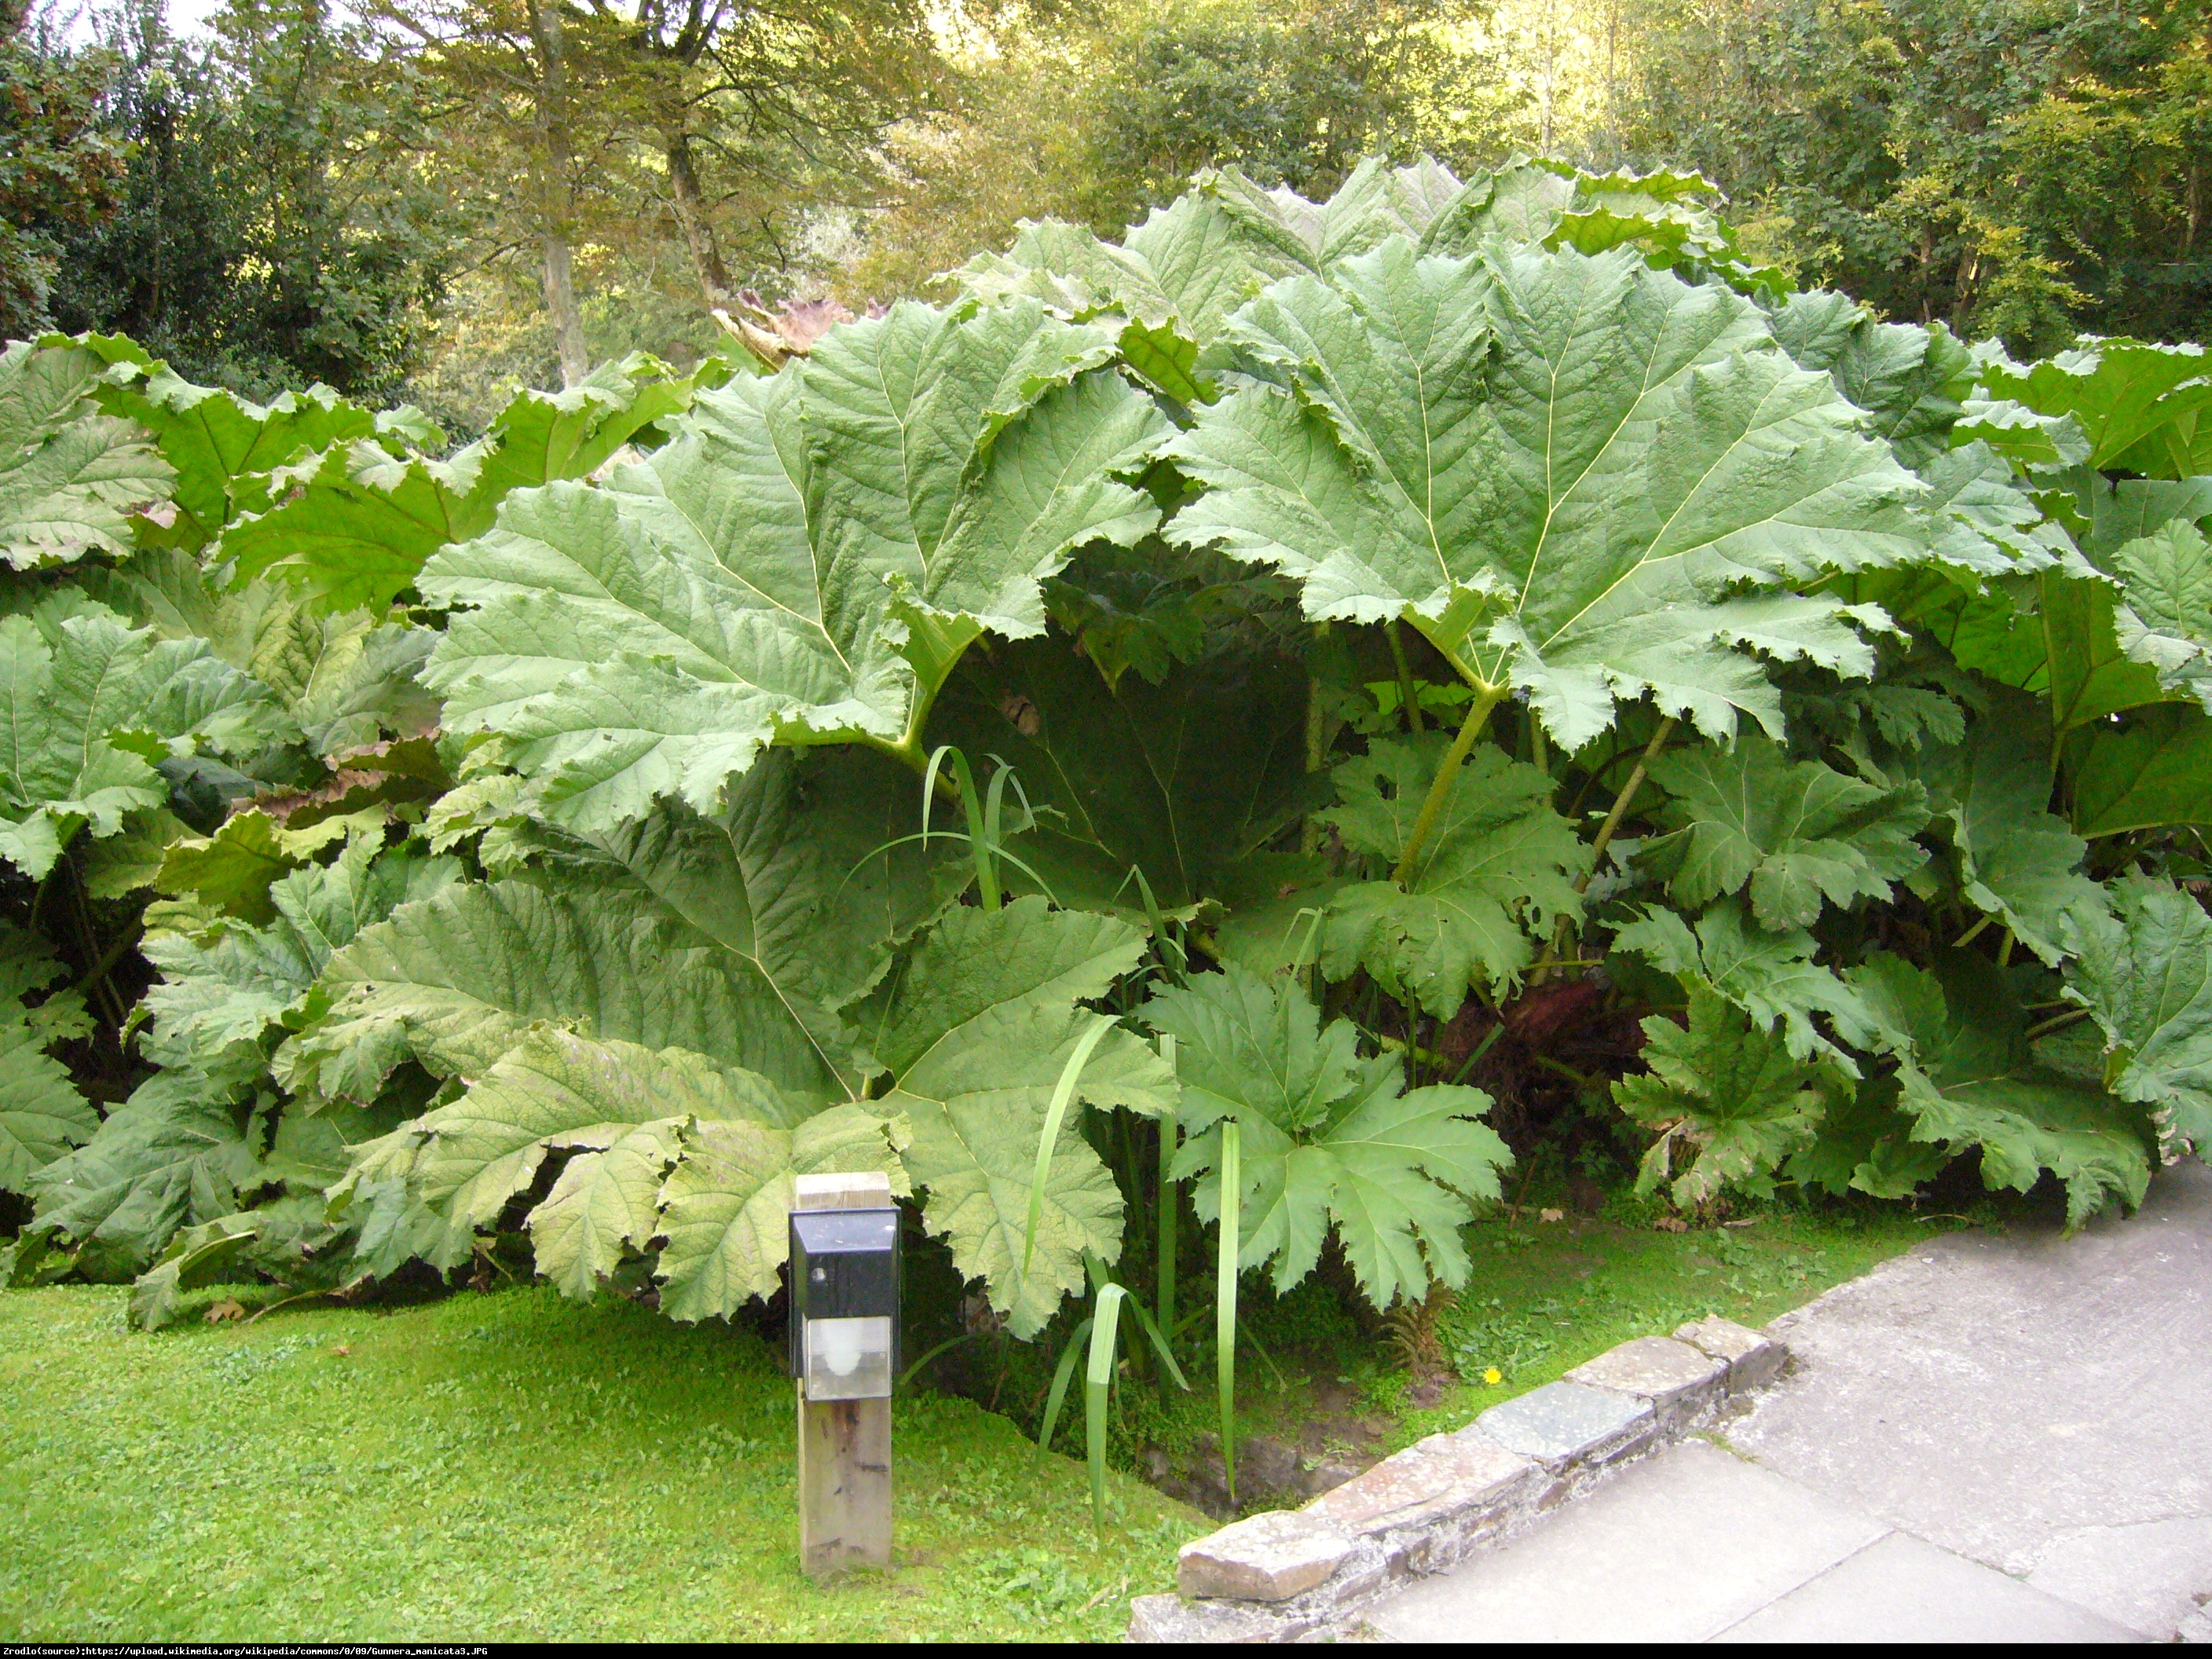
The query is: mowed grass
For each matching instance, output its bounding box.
[0,1284,1207,1643]
[1221,1195,1968,1455]
[1432,1201,1951,1404]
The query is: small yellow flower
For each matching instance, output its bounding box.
[1482,1367,1503,1386]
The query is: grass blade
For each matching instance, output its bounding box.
[954,749,997,910]
[1121,1286,1188,1392]
[1130,863,1185,983]
[1023,1013,1118,1277]
[1037,1313,1093,1456]
[1086,1284,1126,1530]
[1217,1118,1241,1509]
[1155,1034,1177,1347]
[894,1332,975,1395]
[921,743,957,858]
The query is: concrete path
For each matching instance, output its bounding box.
[1361,1160,2212,1643]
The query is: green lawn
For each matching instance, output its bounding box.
[0,1285,1205,1642]
[1144,1193,1964,1467]
[1,1192,1968,1642]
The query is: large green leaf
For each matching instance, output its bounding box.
[956,157,1749,400]
[1978,338,2212,474]
[342,1028,835,1303]
[1639,735,1928,928]
[1767,292,1973,467]
[0,339,174,569]
[287,744,961,1107]
[0,602,288,877]
[1165,240,1932,749]
[1949,477,2212,766]
[1144,963,1509,1309]
[1949,573,2174,738]
[928,635,1316,915]
[222,354,716,611]
[138,837,460,1076]
[505,746,967,1075]
[74,335,380,550]
[1315,737,1587,1015]
[0,1010,97,1193]
[1908,695,2103,962]
[951,190,1291,401]
[280,877,844,1108]
[2066,703,2212,836]
[153,808,321,925]
[25,1075,263,1279]
[1783,1075,1950,1199]
[855,896,1174,1337]
[1948,397,2090,475]
[1616,983,1834,1205]
[2063,877,2212,1150]
[1610,899,1888,1075]
[1851,952,2151,1225]
[657,1104,911,1322]
[422,303,1167,835]
[2109,520,2212,712]
[69,549,429,753]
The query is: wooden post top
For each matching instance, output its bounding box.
[793,1170,893,1212]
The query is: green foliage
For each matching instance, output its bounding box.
[46,0,467,401]
[1850,953,2152,1227]
[1639,736,1929,929]
[863,896,1174,1336]
[0,339,173,569]
[1612,0,2212,353]
[24,1077,264,1279]
[2110,521,2212,710]
[1611,899,1886,1077]
[0,598,284,878]
[930,635,1314,916]
[5,148,2212,1383]
[225,352,718,611]
[0,927,95,1188]
[1164,236,1926,748]
[1910,693,2104,965]
[1145,964,1511,1308]
[1317,737,1586,1015]
[339,1027,906,1314]
[0,21,122,342]
[2064,877,2212,1150]
[1616,984,1837,1206]
[422,305,1164,830]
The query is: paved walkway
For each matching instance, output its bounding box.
[1361,1160,2212,1643]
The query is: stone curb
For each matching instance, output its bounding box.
[1126,1314,1786,1642]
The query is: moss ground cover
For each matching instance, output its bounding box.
[0,1284,1204,1643]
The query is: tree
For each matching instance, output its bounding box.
[375,0,946,386]
[590,0,947,311]
[846,0,1520,297]
[1607,0,2212,350]
[47,0,465,401]
[0,2,124,342]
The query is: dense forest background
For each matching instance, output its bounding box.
[5,0,2210,428]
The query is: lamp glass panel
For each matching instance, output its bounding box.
[804,1316,893,1401]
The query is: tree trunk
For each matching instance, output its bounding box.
[529,0,590,387]
[666,130,733,308]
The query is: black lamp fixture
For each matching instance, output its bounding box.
[788,1205,900,1401]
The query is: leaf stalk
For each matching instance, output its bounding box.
[1577,716,1676,895]
[1217,1119,1242,1508]
[1390,680,1508,887]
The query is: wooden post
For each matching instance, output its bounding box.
[794,1170,894,1578]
